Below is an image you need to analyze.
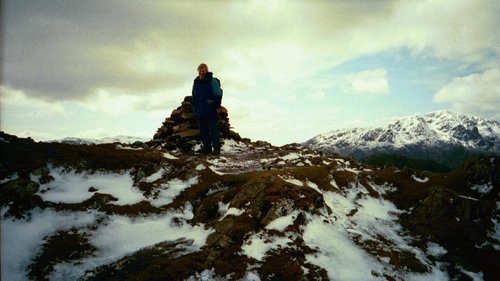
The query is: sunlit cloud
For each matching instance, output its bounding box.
[0,86,65,116]
[76,86,191,116]
[344,69,390,96]
[434,66,500,114]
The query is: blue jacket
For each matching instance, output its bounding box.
[192,72,222,117]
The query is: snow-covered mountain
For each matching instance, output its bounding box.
[49,135,150,145]
[305,111,500,165]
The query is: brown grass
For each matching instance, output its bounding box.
[28,230,97,280]
[0,141,163,178]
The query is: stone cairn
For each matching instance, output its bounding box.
[150,96,242,151]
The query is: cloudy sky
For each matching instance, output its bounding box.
[1,0,499,145]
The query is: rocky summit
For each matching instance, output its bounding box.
[1,104,499,280]
[150,96,242,151]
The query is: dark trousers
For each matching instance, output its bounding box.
[197,114,220,150]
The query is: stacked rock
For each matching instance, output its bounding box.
[151,96,241,151]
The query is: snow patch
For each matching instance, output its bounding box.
[458,267,484,281]
[243,271,261,281]
[148,176,198,207]
[0,173,19,184]
[221,139,248,153]
[330,179,339,189]
[406,266,449,281]
[142,168,166,183]
[489,203,500,249]
[208,165,225,176]
[226,207,244,216]
[470,183,493,194]
[427,242,447,257]
[163,152,178,160]
[186,268,233,281]
[280,152,301,161]
[49,204,214,280]
[303,215,385,280]
[195,164,206,171]
[279,175,303,187]
[218,202,230,217]
[220,207,245,220]
[115,144,143,150]
[265,211,299,232]
[89,206,208,261]
[457,195,479,201]
[412,175,429,183]
[241,232,292,261]
[311,181,447,279]
[1,208,100,281]
[37,167,143,205]
[306,181,321,193]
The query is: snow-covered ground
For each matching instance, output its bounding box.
[1,165,211,281]
[247,175,451,280]
[36,167,142,205]
[1,139,496,280]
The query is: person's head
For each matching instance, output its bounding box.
[198,63,208,78]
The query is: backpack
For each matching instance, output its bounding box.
[213,77,223,98]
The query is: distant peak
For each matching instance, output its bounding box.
[305,110,500,160]
[425,110,482,120]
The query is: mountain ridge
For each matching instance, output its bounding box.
[48,135,150,145]
[304,110,500,167]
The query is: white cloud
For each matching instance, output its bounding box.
[0,89,67,139]
[345,69,390,95]
[363,0,500,61]
[434,66,500,114]
[9,130,61,141]
[309,91,326,100]
[76,87,189,116]
[223,95,339,144]
[223,97,287,140]
[0,86,66,121]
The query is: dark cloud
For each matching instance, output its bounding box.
[1,1,199,100]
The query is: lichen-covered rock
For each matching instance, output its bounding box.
[1,178,39,205]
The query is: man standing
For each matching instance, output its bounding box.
[192,63,222,155]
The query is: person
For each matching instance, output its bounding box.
[192,63,222,155]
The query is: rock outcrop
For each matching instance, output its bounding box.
[150,96,242,151]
